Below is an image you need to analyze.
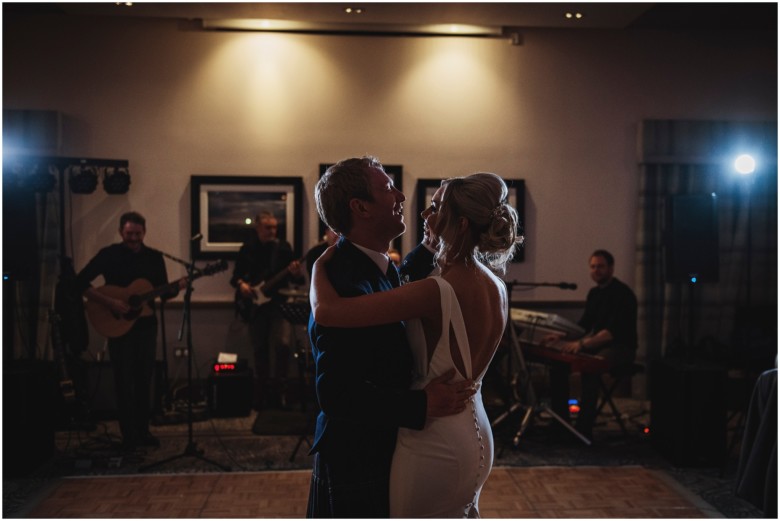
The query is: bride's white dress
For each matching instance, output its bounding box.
[389,276,494,518]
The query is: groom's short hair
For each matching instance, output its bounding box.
[315,156,383,235]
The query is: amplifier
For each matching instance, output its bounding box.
[207,362,253,418]
[650,358,726,466]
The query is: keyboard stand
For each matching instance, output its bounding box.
[494,314,591,453]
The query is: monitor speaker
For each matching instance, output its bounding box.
[664,194,719,283]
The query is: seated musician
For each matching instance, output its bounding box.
[76,211,182,451]
[541,249,637,439]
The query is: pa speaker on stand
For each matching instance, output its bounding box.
[664,193,719,284]
[663,193,719,357]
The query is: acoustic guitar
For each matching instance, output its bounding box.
[86,259,227,338]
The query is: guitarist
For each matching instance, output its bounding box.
[76,211,184,451]
[231,210,304,410]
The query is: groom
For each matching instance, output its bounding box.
[306,156,473,518]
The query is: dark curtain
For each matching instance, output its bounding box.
[636,120,777,381]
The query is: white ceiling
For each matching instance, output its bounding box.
[45,2,657,30]
[10,2,776,38]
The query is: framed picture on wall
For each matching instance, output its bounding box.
[415,177,525,262]
[317,163,403,255]
[190,175,303,259]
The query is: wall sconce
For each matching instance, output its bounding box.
[69,165,98,194]
[103,167,131,194]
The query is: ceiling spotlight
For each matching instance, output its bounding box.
[103,167,131,194]
[344,7,363,14]
[565,12,584,20]
[69,166,98,194]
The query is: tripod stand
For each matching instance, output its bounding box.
[492,281,591,454]
[140,260,230,472]
[495,316,592,451]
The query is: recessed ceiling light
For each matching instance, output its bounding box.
[565,12,584,20]
[344,7,364,15]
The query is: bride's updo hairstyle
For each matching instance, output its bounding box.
[434,172,522,274]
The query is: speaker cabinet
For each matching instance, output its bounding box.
[3,360,57,477]
[664,194,719,283]
[650,358,727,466]
[208,369,253,418]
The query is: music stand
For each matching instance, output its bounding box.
[277,299,315,461]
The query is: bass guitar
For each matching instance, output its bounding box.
[86,259,227,338]
[235,256,305,321]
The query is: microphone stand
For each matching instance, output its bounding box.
[146,247,201,421]
[140,243,230,472]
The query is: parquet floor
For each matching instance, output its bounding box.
[27,465,718,518]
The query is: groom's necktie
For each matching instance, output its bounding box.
[386,262,401,288]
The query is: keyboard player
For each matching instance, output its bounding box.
[540,250,637,440]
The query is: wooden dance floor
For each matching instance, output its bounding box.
[27,465,718,518]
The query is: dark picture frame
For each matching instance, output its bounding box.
[190,175,303,259]
[415,177,525,262]
[318,163,404,255]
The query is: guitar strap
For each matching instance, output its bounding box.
[267,240,282,282]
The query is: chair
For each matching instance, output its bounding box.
[595,362,645,436]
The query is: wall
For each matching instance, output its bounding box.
[4,11,776,368]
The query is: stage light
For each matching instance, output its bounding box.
[734,154,756,175]
[69,166,98,194]
[103,167,131,194]
[29,164,57,193]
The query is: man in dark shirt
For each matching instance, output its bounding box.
[231,211,304,409]
[76,211,179,450]
[545,249,638,439]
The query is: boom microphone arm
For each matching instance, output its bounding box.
[506,280,577,290]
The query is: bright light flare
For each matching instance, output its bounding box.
[734,154,756,175]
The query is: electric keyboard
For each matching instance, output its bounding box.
[520,343,610,373]
[511,308,585,343]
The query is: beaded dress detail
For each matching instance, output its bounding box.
[389,276,494,518]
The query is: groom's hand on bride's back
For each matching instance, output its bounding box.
[424,369,476,417]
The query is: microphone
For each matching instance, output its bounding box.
[190,233,203,242]
[558,282,577,290]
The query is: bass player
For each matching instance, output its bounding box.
[76,211,185,451]
[231,210,304,410]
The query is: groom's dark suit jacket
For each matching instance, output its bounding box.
[308,238,435,463]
